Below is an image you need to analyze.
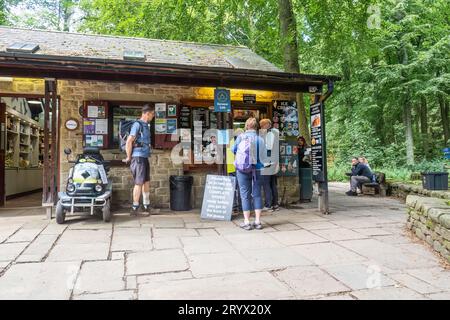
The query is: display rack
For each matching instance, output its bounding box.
[6,107,41,168]
[5,107,43,197]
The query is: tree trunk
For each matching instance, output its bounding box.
[277,0,311,144]
[420,96,429,159]
[403,96,414,165]
[439,94,449,144]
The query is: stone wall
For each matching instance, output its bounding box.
[406,195,450,263]
[390,182,450,200]
[2,77,297,208]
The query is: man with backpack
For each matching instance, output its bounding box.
[232,117,268,230]
[123,104,155,215]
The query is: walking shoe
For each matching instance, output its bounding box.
[253,222,263,230]
[262,206,271,212]
[240,222,253,231]
[130,206,139,216]
[143,205,160,215]
[345,190,358,196]
[272,205,280,211]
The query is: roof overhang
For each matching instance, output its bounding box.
[0,52,340,92]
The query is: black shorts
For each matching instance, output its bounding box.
[130,157,150,185]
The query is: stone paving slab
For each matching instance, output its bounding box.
[152,237,182,250]
[139,272,294,300]
[137,271,193,284]
[0,261,81,299]
[389,273,443,294]
[152,228,199,238]
[188,251,257,277]
[126,249,188,276]
[47,243,110,262]
[223,232,284,250]
[292,242,367,266]
[274,266,350,298]
[351,286,427,300]
[181,235,235,255]
[268,229,328,246]
[74,260,125,295]
[405,267,450,291]
[242,247,314,270]
[111,227,152,252]
[0,242,28,262]
[295,221,339,230]
[322,263,396,290]
[73,290,136,300]
[16,234,59,262]
[5,228,42,243]
[311,228,368,241]
[57,229,111,245]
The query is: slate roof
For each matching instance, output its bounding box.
[0,26,282,72]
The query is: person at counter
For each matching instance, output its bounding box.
[259,119,280,212]
[232,117,267,231]
[227,128,244,213]
[346,157,373,196]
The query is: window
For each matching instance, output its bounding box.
[110,105,142,148]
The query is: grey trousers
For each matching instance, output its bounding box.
[350,176,371,192]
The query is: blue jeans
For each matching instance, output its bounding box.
[262,174,279,207]
[236,170,263,211]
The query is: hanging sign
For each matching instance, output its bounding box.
[310,102,325,182]
[214,88,231,112]
[243,94,256,104]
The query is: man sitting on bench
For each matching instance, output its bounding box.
[346,157,373,196]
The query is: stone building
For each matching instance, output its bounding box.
[0,26,338,210]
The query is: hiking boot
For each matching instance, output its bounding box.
[253,222,263,230]
[240,222,253,231]
[345,190,358,196]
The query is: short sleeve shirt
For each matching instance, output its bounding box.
[130,120,151,158]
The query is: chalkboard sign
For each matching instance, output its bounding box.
[201,175,236,221]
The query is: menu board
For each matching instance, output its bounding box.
[201,175,236,221]
[278,139,299,177]
[310,102,324,182]
[272,100,299,140]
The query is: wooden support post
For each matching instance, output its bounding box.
[42,78,58,218]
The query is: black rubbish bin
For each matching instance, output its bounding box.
[299,168,313,202]
[169,175,193,211]
[421,172,449,191]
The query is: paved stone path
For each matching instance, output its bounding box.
[0,182,449,300]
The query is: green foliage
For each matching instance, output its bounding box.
[4,0,450,180]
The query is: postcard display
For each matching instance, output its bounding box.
[154,103,180,149]
[83,101,109,149]
[273,100,299,177]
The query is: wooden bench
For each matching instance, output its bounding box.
[361,172,387,197]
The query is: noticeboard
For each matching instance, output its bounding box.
[201,175,236,221]
[310,102,325,182]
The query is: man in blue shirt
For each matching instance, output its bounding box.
[124,104,154,214]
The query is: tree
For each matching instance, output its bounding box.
[277,0,310,144]
[10,0,80,31]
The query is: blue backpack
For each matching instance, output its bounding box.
[234,135,257,173]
